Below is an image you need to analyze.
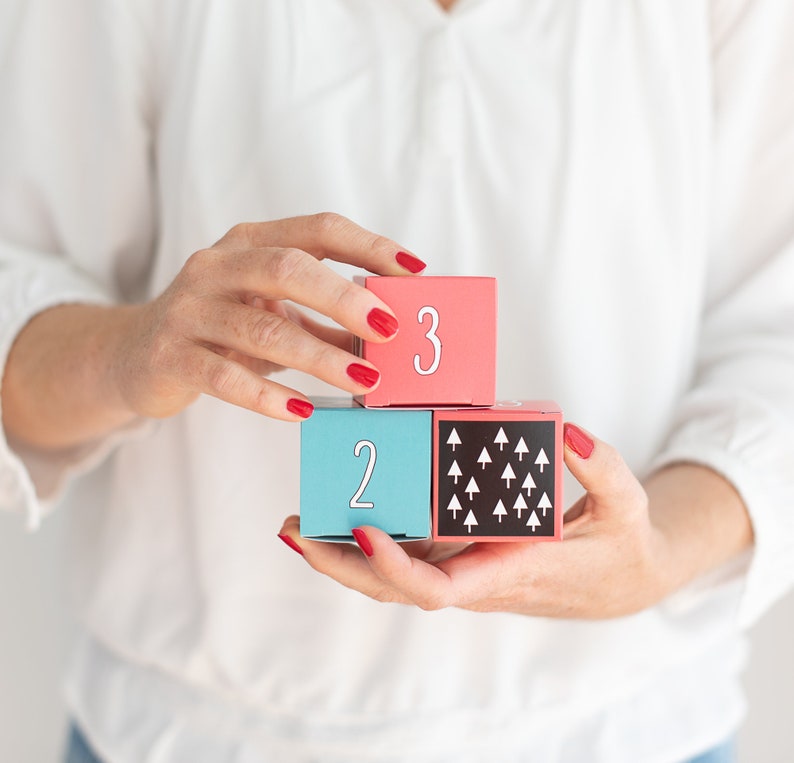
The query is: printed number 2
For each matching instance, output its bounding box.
[349,440,377,509]
[413,305,441,376]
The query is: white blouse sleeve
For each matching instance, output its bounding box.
[653,0,794,626]
[0,0,157,528]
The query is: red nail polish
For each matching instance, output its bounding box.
[564,423,594,459]
[352,528,374,557]
[278,534,304,556]
[346,363,380,388]
[395,251,427,274]
[367,308,399,339]
[286,398,314,419]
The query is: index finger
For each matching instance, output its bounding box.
[221,213,427,276]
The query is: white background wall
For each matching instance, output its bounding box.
[1,508,794,762]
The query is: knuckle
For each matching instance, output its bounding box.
[415,591,449,612]
[187,246,212,267]
[600,444,640,494]
[250,382,274,414]
[250,311,290,350]
[267,247,310,285]
[334,279,364,314]
[310,211,348,237]
[371,586,400,605]
[206,360,243,399]
[182,248,215,281]
[363,230,394,259]
[603,451,645,508]
[598,440,623,472]
[225,222,253,244]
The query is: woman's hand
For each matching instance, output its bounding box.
[3,214,426,448]
[278,424,753,619]
[112,214,425,421]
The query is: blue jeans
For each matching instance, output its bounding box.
[65,724,735,763]
[64,725,103,763]
[686,739,736,763]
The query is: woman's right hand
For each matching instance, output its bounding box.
[2,214,425,450]
[115,213,426,421]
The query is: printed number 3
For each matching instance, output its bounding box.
[349,440,377,509]
[413,305,441,376]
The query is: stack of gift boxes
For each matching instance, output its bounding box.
[300,276,563,543]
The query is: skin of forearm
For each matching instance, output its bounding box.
[1,303,144,450]
[645,463,754,598]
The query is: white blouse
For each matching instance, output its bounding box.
[2,1,794,761]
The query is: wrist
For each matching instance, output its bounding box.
[644,463,753,597]
[4,303,144,449]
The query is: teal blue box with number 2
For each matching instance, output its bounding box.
[300,398,432,541]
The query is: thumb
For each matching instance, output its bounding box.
[563,423,646,519]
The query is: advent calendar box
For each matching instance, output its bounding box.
[300,398,432,541]
[355,276,497,407]
[300,398,564,543]
[433,401,563,542]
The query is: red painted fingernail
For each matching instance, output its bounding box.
[395,251,427,274]
[564,423,594,459]
[352,528,374,558]
[367,308,399,339]
[346,363,380,388]
[286,398,314,419]
[278,534,304,556]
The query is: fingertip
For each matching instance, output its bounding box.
[366,307,399,339]
[353,525,399,559]
[286,397,315,420]
[563,422,594,459]
[278,533,304,556]
[346,362,381,390]
[562,422,599,487]
[352,527,374,557]
[395,251,427,274]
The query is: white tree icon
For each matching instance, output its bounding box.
[527,511,541,532]
[447,494,462,519]
[464,510,478,534]
[493,499,508,523]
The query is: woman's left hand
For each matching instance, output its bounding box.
[277,424,751,619]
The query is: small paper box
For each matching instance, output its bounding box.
[300,398,432,541]
[355,276,497,407]
[433,401,563,542]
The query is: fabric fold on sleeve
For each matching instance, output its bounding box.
[0,247,154,530]
[651,381,794,628]
[651,0,794,628]
[0,0,159,529]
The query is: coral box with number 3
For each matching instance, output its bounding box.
[300,398,432,541]
[355,276,497,407]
